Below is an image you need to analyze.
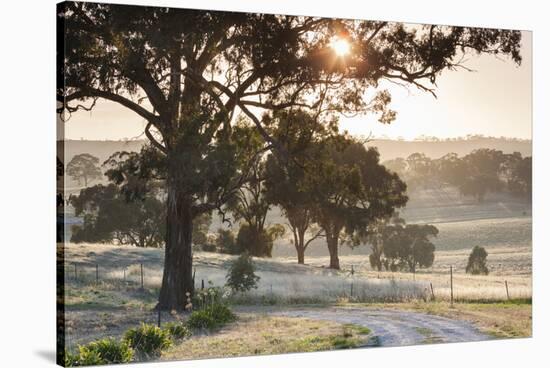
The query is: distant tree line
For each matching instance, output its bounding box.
[383,149,532,201]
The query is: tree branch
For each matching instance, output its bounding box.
[60,88,162,124]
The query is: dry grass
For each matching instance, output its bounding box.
[62,243,430,305]
[352,301,532,338]
[291,247,532,302]
[61,242,531,305]
[161,315,370,361]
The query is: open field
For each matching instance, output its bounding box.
[61,234,531,353]
[62,240,530,307]
[271,211,531,258]
[60,206,532,355]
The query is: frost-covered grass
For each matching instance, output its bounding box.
[292,248,531,302]
[61,242,530,305]
[60,242,531,351]
[61,243,429,305]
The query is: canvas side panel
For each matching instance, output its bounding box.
[56,2,67,366]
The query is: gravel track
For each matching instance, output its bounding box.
[264,307,490,347]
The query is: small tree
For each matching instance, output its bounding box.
[466,246,489,275]
[225,253,260,293]
[382,223,438,273]
[66,153,102,187]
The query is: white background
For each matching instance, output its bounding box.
[0,0,548,367]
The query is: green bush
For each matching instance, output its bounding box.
[164,322,191,340]
[64,350,80,367]
[225,253,260,292]
[187,304,236,330]
[187,309,216,330]
[123,323,172,360]
[66,338,133,366]
[73,346,103,366]
[210,303,236,324]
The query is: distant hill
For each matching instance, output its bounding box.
[58,137,532,166]
[366,137,531,161]
[58,139,144,166]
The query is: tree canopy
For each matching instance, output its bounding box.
[305,136,408,269]
[70,183,165,247]
[381,223,438,273]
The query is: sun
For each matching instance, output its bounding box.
[330,37,351,57]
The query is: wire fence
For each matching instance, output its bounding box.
[62,260,530,304]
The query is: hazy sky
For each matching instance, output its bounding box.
[62,30,532,141]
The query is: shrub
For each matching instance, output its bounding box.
[187,304,236,330]
[216,228,238,254]
[235,224,273,257]
[72,346,103,366]
[201,235,217,252]
[64,350,80,367]
[210,303,236,324]
[123,323,172,360]
[225,253,260,293]
[187,309,216,330]
[164,322,191,340]
[466,246,489,275]
[66,338,133,366]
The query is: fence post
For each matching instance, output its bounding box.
[140,263,144,289]
[201,279,205,309]
[350,282,354,298]
[450,266,454,306]
[157,309,161,328]
[430,282,435,301]
[505,280,510,300]
[96,264,99,285]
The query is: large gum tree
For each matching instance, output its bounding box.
[57,2,522,310]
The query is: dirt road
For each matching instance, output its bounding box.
[253,306,490,347]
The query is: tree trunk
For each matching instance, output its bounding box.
[157,185,194,311]
[296,230,305,264]
[327,234,340,270]
[297,247,305,264]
